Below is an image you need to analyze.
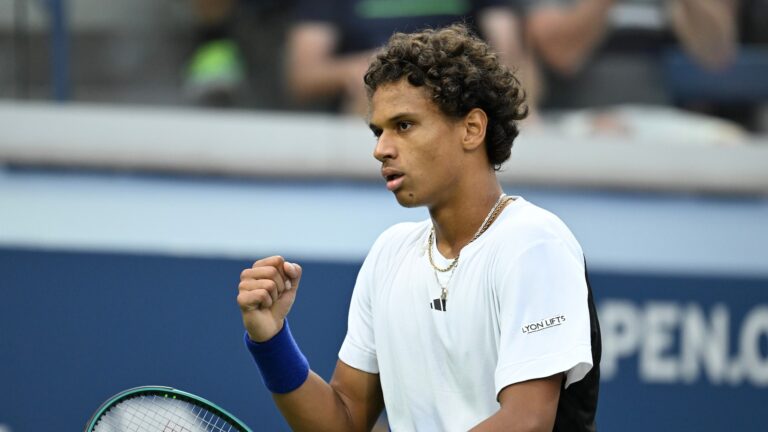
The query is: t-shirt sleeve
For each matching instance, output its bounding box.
[494,238,593,396]
[337,233,385,374]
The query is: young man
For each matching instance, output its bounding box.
[238,24,600,431]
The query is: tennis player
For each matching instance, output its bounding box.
[238,24,600,431]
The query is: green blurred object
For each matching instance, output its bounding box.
[185,39,245,106]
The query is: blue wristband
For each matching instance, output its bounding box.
[244,320,309,394]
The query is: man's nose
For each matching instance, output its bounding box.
[373,131,397,162]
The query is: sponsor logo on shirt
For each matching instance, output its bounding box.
[430,297,447,312]
[522,315,566,334]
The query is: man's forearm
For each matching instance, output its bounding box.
[287,24,370,104]
[288,55,362,102]
[528,0,615,75]
[479,7,541,112]
[273,371,358,432]
[668,0,737,69]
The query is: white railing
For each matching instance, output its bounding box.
[2,100,767,195]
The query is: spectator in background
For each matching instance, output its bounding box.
[524,0,739,109]
[183,0,295,109]
[184,0,245,106]
[286,0,537,115]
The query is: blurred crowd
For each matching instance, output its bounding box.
[7,0,764,136]
[180,0,768,134]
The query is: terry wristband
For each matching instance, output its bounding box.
[244,320,310,394]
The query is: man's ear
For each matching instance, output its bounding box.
[462,108,488,151]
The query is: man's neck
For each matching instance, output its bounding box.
[429,176,503,259]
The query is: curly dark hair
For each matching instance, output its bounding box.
[364,23,528,170]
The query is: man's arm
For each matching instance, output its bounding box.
[239,256,383,432]
[470,374,563,431]
[478,6,542,116]
[478,7,525,67]
[286,23,372,112]
[667,0,738,69]
[526,0,615,75]
[274,361,384,432]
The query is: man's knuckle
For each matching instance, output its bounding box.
[257,291,272,306]
[237,292,255,307]
[264,266,278,278]
[264,280,277,292]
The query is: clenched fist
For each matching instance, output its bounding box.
[238,256,302,342]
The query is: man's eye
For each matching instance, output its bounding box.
[397,122,412,131]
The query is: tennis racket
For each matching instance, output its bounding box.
[84,385,253,432]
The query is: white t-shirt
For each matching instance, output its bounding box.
[339,196,594,431]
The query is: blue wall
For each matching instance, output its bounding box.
[1,247,766,431]
[1,169,767,430]
[595,272,768,430]
[0,248,355,431]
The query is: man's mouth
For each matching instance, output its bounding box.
[385,173,404,191]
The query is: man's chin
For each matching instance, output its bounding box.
[393,190,422,208]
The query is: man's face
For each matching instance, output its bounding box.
[369,79,466,208]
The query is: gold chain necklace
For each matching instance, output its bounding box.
[427,193,512,301]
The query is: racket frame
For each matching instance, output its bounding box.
[83,385,253,432]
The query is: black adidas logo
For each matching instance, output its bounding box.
[430,297,447,312]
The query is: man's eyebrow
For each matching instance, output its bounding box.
[369,112,416,129]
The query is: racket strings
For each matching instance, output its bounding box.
[97,396,193,432]
[95,401,165,432]
[94,394,238,432]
